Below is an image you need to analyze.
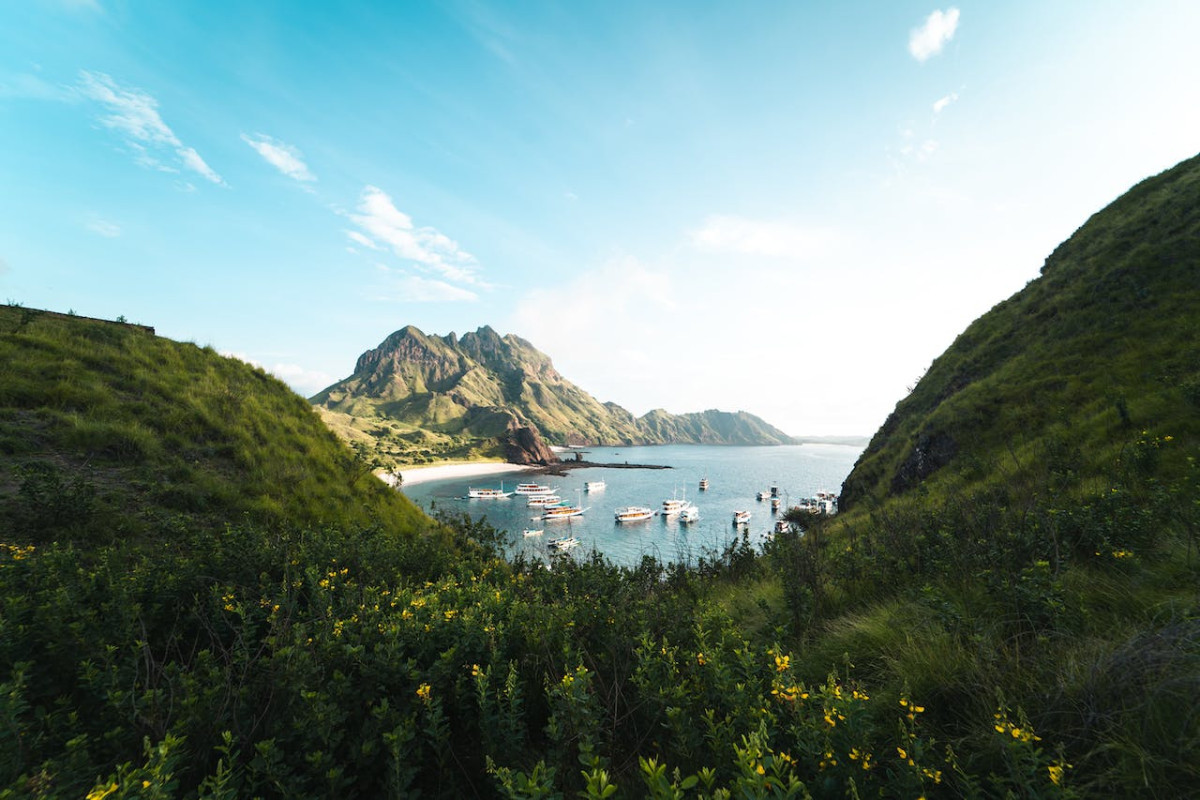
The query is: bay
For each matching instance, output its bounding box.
[400,443,863,568]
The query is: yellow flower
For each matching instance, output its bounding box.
[774,654,790,672]
[416,683,432,701]
[697,652,707,666]
[1048,764,1063,785]
[756,763,765,775]
[86,782,118,800]
[471,663,482,677]
[897,746,908,760]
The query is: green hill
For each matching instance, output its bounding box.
[0,306,426,538]
[311,324,795,466]
[841,153,1200,512]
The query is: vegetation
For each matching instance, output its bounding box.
[3,153,1200,797]
[311,324,795,466]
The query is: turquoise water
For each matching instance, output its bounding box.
[400,444,863,568]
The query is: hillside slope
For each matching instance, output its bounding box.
[840,153,1200,512]
[312,324,795,465]
[0,306,427,538]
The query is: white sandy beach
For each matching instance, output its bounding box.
[379,462,535,487]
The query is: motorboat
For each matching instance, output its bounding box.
[732,510,751,526]
[468,486,513,498]
[585,481,606,492]
[679,504,700,523]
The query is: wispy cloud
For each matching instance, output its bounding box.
[85,216,121,238]
[241,133,316,183]
[909,8,960,62]
[346,185,484,288]
[372,270,480,303]
[688,215,835,259]
[77,70,224,185]
[933,92,959,114]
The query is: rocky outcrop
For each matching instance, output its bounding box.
[502,424,559,466]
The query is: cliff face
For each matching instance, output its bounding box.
[311,326,795,464]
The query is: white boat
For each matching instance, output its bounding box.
[771,497,781,512]
[523,529,544,536]
[698,477,709,491]
[526,494,562,507]
[515,483,557,495]
[733,510,751,526]
[615,506,654,523]
[756,490,770,501]
[541,505,586,520]
[468,486,513,498]
[679,503,700,523]
[662,498,687,517]
[585,481,606,492]
[774,519,791,534]
[547,536,579,549]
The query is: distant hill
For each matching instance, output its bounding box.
[0,305,427,538]
[311,324,795,465]
[839,152,1200,512]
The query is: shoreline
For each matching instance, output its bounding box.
[381,462,535,487]
[379,458,673,488]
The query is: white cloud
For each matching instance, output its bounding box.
[372,272,480,303]
[346,185,483,287]
[77,70,224,185]
[222,351,336,396]
[933,92,959,114]
[688,215,835,259]
[345,230,378,249]
[241,133,316,182]
[909,8,960,62]
[85,216,121,237]
[266,362,336,396]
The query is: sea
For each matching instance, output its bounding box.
[400,443,864,568]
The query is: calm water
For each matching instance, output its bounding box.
[400,444,863,567]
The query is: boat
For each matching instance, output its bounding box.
[615,506,654,523]
[515,483,556,495]
[585,481,606,492]
[661,497,688,517]
[523,529,544,536]
[541,505,587,520]
[468,486,514,498]
[698,477,709,491]
[771,497,782,512]
[679,503,700,523]
[526,494,562,507]
[774,519,791,535]
[756,490,770,501]
[547,536,579,549]
[732,510,751,526]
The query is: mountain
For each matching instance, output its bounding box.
[839,152,1200,512]
[0,305,427,538]
[311,325,795,465]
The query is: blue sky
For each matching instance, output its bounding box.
[3,1,1198,436]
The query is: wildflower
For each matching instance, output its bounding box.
[774,654,790,672]
[471,663,482,677]
[416,683,432,701]
[756,764,765,776]
[897,747,908,760]
[697,652,707,666]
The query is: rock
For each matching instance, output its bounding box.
[503,424,560,466]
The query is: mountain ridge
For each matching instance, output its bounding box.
[311,325,796,466]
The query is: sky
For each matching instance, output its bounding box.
[2,1,1199,437]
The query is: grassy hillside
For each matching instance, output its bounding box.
[0,305,426,537]
[841,153,1200,511]
[739,154,1200,796]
